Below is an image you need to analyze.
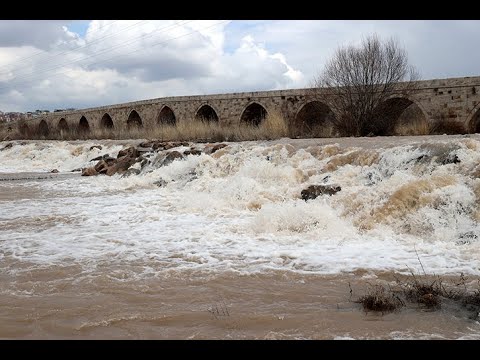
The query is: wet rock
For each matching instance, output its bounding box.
[301,184,341,200]
[90,153,111,162]
[163,151,184,165]
[106,156,137,176]
[0,142,13,151]
[153,179,168,187]
[204,143,228,155]
[71,168,83,172]
[139,141,189,151]
[184,149,202,156]
[456,231,478,245]
[50,169,59,173]
[136,146,153,153]
[81,167,98,176]
[89,145,102,151]
[117,146,139,159]
[121,168,141,177]
[94,160,110,174]
[438,153,460,165]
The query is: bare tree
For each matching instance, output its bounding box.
[312,34,420,136]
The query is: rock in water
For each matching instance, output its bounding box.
[117,146,139,159]
[163,151,184,166]
[301,185,341,200]
[184,149,202,156]
[121,168,141,177]
[81,167,98,176]
[153,179,168,187]
[89,145,103,151]
[204,143,228,155]
[0,142,13,151]
[50,169,59,173]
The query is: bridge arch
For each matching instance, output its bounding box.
[38,120,50,137]
[195,104,219,122]
[78,116,90,133]
[157,106,176,125]
[467,103,480,133]
[127,110,143,128]
[100,113,114,129]
[19,123,30,137]
[375,96,429,136]
[294,101,335,137]
[58,118,69,132]
[240,102,267,126]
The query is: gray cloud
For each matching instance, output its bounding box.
[1,20,479,113]
[0,20,74,49]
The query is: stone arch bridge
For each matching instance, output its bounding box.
[7,76,480,138]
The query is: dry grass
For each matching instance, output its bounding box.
[394,118,431,136]
[0,112,290,142]
[429,118,467,135]
[1,110,473,141]
[356,284,405,313]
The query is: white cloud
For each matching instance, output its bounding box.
[0,20,304,112]
[1,20,479,112]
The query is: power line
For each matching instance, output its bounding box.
[1,20,196,88]
[0,20,122,73]
[0,20,151,76]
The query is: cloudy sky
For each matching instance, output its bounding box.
[0,20,479,112]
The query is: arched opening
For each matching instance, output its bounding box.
[375,98,428,136]
[240,102,267,126]
[127,110,143,128]
[58,118,69,132]
[101,113,114,129]
[195,105,218,122]
[294,101,335,137]
[38,120,49,137]
[19,123,30,137]
[157,106,176,125]
[470,108,480,134]
[78,116,90,133]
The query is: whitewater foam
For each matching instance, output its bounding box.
[1,138,480,278]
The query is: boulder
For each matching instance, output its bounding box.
[438,153,460,165]
[94,160,110,174]
[0,142,13,151]
[204,143,227,155]
[184,149,202,156]
[139,141,190,151]
[301,184,341,200]
[89,153,111,162]
[163,151,184,166]
[81,167,98,176]
[153,178,168,187]
[106,156,137,176]
[89,145,103,151]
[121,168,141,177]
[50,169,59,173]
[117,146,139,159]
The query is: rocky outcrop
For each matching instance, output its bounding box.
[184,149,202,156]
[78,141,226,177]
[81,167,98,176]
[0,142,13,151]
[301,184,341,200]
[204,143,228,155]
[138,141,189,151]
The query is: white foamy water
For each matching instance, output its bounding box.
[1,137,479,278]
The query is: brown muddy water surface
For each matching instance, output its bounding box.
[1,135,480,339]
